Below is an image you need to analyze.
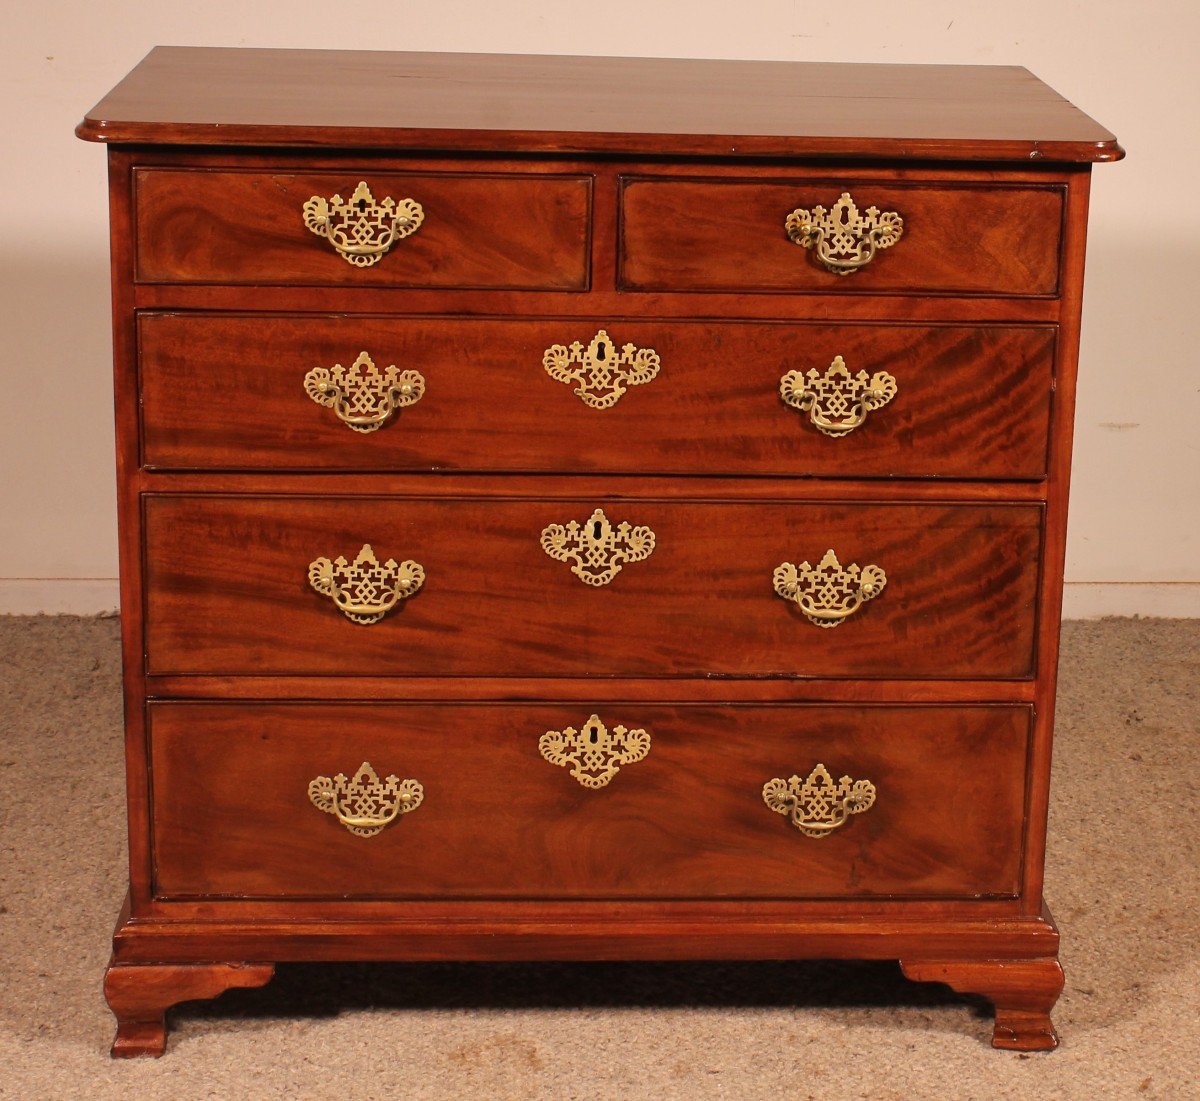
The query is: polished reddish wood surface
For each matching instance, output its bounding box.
[140,471,1049,501]
[149,702,1029,901]
[78,48,1122,163]
[621,178,1064,297]
[138,313,1056,478]
[111,895,1060,963]
[105,960,274,1057]
[900,958,1065,1051]
[79,48,1121,1057]
[134,168,591,288]
[141,496,1042,679]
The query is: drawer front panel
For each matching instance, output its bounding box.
[149,702,1030,901]
[143,496,1041,678]
[620,178,1063,296]
[133,169,592,288]
[139,314,1055,479]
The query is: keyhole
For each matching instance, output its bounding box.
[595,342,607,361]
[592,522,603,539]
[588,724,600,744]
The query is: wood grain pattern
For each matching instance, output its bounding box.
[109,902,1061,964]
[77,48,1122,1055]
[138,314,1055,479]
[134,168,591,288]
[148,702,1030,901]
[1023,170,1093,914]
[621,178,1064,297]
[119,152,1081,323]
[900,957,1065,1051]
[106,151,156,917]
[132,896,1033,925]
[77,48,1122,163]
[139,674,1037,704]
[141,496,1042,679]
[104,960,274,1057]
[138,471,1050,502]
[131,281,1065,324]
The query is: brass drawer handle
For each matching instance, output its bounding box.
[773,549,886,627]
[308,543,425,624]
[785,192,903,275]
[303,181,424,267]
[308,761,424,837]
[543,329,661,408]
[541,507,655,586]
[304,351,425,433]
[763,763,876,838]
[780,355,897,437]
[540,713,651,788]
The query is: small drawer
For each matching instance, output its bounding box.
[620,177,1063,296]
[138,313,1055,479]
[142,495,1041,679]
[149,701,1031,901]
[133,168,592,289]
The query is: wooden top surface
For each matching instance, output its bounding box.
[77,46,1121,162]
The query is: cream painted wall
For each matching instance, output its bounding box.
[3,1,1198,615]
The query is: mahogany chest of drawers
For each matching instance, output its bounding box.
[78,47,1121,1057]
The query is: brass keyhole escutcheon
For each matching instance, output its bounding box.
[541,508,656,587]
[542,330,661,409]
[540,714,651,789]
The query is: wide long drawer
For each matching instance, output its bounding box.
[620,177,1064,296]
[149,701,1031,901]
[142,496,1041,678]
[133,168,592,289]
[138,314,1056,479]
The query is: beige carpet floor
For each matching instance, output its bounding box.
[0,616,1196,1100]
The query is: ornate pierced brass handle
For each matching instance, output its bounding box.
[308,543,425,625]
[304,351,425,433]
[302,181,424,267]
[780,356,897,438]
[308,761,424,837]
[773,549,886,627]
[785,192,903,275]
[541,508,655,586]
[540,713,651,788]
[543,330,661,408]
[763,764,876,838]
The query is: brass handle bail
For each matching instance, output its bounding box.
[308,761,424,837]
[773,549,886,627]
[308,543,425,624]
[304,351,425,433]
[303,181,424,267]
[763,764,876,837]
[780,355,897,437]
[785,192,903,275]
